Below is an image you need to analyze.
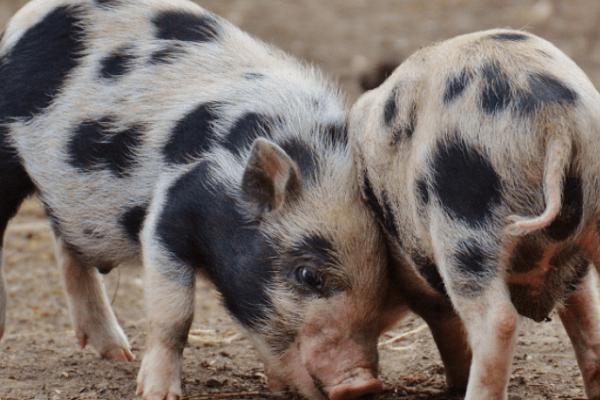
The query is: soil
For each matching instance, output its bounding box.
[1,1,600,399]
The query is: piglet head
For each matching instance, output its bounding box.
[238,138,389,399]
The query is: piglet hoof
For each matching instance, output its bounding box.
[102,346,136,362]
[136,347,183,400]
[582,364,600,400]
[141,393,181,400]
[77,331,88,349]
[136,380,182,400]
[74,323,133,361]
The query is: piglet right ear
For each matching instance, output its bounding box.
[241,138,302,215]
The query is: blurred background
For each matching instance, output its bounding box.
[3,0,600,100]
[1,1,599,399]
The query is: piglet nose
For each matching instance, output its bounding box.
[327,370,383,400]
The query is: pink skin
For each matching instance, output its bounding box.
[265,294,384,400]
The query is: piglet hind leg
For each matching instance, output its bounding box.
[559,268,600,400]
[54,237,134,361]
[452,282,519,400]
[433,233,519,400]
[137,258,195,400]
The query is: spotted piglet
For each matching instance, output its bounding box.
[350,29,600,399]
[0,1,390,399]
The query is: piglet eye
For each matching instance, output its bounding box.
[295,266,323,291]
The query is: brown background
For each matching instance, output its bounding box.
[1,1,600,399]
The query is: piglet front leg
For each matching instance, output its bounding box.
[427,315,471,392]
[136,254,195,400]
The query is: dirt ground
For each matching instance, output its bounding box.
[2,1,600,399]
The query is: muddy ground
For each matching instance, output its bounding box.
[2,1,600,399]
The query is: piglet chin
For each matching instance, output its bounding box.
[325,368,383,400]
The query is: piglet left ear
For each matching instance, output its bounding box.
[241,138,302,215]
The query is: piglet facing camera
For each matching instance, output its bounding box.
[351,28,600,399]
[0,0,390,399]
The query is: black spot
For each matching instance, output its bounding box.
[157,161,275,328]
[392,102,417,144]
[223,113,273,157]
[489,32,529,41]
[95,0,120,8]
[454,240,491,276]
[362,173,386,228]
[149,45,185,65]
[100,46,136,80]
[416,178,429,205]
[444,69,471,104]
[412,253,446,295]
[529,73,577,104]
[517,72,578,114]
[153,11,220,43]
[383,89,398,127]
[545,176,583,241]
[362,173,399,240]
[0,125,35,236]
[119,204,149,243]
[453,240,496,294]
[509,237,544,273]
[480,62,513,114]
[381,197,399,240]
[107,125,144,176]
[324,122,348,148]
[431,139,502,226]
[0,6,86,121]
[406,103,417,138]
[290,235,338,268]
[164,103,221,164]
[244,72,265,80]
[67,117,144,177]
[279,138,318,180]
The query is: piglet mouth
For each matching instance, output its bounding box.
[323,368,383,400]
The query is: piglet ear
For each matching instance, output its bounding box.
[241,138,302,215]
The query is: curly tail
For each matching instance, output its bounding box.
[505,134,572,237]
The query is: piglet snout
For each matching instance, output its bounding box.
[327,368,383,400]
